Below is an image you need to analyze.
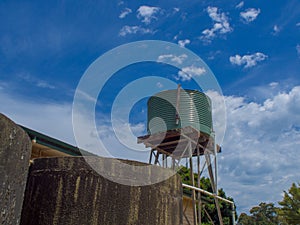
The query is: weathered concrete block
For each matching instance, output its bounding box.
[0,114,32,225]
[21,157,183,225]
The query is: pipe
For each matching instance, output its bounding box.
[182,183,236,225]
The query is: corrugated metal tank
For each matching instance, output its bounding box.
[147,89,212,136]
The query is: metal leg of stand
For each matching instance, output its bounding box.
[149,149,154,164]
[154,152,159,165]
[205,151,223,225]
[188,141,198,225]
[197,146,201,225]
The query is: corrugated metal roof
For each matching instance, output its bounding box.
[20,125,94,157]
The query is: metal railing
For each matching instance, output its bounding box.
[182,183,236,225]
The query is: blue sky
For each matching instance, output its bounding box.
[1,0,300,214]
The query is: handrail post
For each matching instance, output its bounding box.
[182,183,235,225]
[232,203,235,225]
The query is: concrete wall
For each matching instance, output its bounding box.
[183,196,195,225]
[21,157,183,225]
[0,114,32,225]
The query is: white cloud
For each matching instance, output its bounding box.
[269,82,279,88]
[0,91,75,145]
[240,8,261,23]
[18,73,55,89]
[296,44,300,58]
[201,7,232,42]
[207,85,300,212]
[273,25,280,35]
[119,8,132,19]
[208,50,221,60]
[229,52,268,68]
[157,54,188,65]
[75,89,97,102]
[137,5,161,24]
[36,81,55,89]
[156,82,163,88]
[97,119,148,159]
[173,8,180,13]
[173,31,182,40]
[235,1,244,9]
[177,65,206,81]
[178,39,190,48]
[119,25,154,36]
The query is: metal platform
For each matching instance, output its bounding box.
[137,126,220,159]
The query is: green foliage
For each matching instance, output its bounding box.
[278,183,300,225]
[238,182,300,225]
[177,166,237,225]
[237,202,280,225]
[238,212,255,225]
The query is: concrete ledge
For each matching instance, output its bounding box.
[21,157,183,225]
[0,114,32,225]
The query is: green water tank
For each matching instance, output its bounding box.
[147,89,213,136]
